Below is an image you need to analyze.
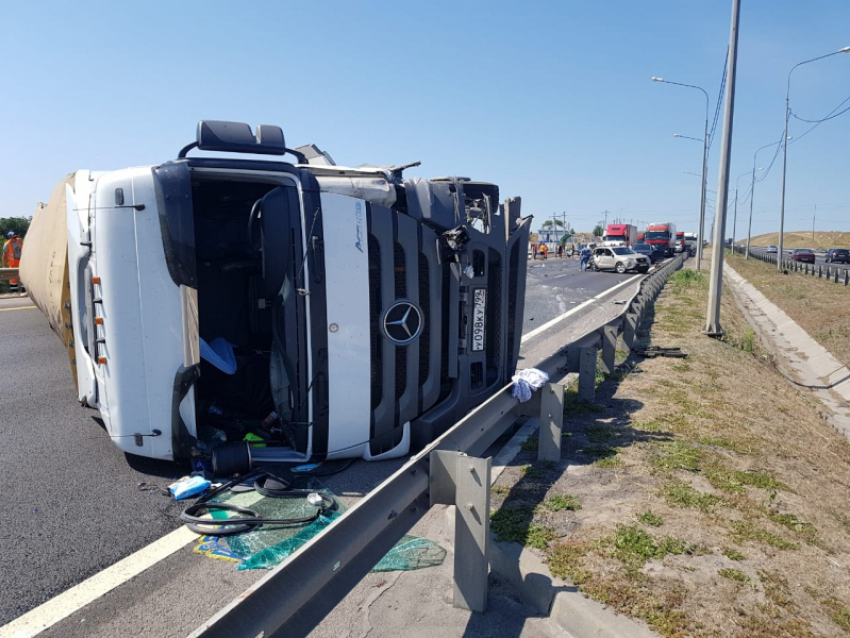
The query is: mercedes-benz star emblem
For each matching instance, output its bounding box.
[382,301,423,345]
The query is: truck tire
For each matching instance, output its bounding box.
[615,262,626,274]
[212,442,251,476]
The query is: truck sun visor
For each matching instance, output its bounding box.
[200,337,237,375]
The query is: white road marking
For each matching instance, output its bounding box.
[0,527,197,638]
[521,274,642,343]
[0,305,36,312]
[1,266,646,636]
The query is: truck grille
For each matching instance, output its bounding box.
[367,205,442,456]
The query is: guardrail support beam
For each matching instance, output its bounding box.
[600,323,618,375]
[453,453,491,613]
[578,347,597,403]
[538,383,565,462]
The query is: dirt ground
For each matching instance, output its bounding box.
[726,251,850,363]
[490,264,850,638]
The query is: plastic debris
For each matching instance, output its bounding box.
[511,368,550,403]
[169,475,212,500]
[199,337,237,374]
[634,346,688,359]
[200,476,446,573]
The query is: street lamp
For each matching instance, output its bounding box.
[652,76,710,270]
[732,168,762,253]
[778,46,850,269]
[674,133,703,143]
[745,138,790,259]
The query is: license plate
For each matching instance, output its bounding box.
[472,289,486,352]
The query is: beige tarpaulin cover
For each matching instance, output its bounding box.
[20,173,75,341]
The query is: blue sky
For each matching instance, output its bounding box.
[1,1,848,238]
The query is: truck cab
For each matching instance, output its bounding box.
[30,121,531,463]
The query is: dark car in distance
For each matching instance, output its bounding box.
[633,243,665,264]
[826,248,850,264]
[792,248,816,263]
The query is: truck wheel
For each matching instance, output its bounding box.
[615,262,626,274]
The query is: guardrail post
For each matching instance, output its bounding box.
[578,347,597,403]
[622,311,638,350]
[600,323,618,375]
[818,266,822,279]
[845,271,849,286]
[430,450,492,613]
[835,269,839,284]
[454,454,491,613]
[538,383,565,462]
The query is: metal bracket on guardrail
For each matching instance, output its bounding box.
[600,322,619,375]
[430,450,491,612]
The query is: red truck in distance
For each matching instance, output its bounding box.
[602,223,638,248]
[645,222,677,257]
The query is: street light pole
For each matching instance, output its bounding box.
[745,139,787,259]
[704,0,741,337]
[732,168,761,254]
[652,77,710,271]
[778,45,850,270]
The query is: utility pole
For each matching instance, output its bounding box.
[813,205,816,241]
[704,0,741,337]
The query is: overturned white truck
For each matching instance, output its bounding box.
[22,121,530,467]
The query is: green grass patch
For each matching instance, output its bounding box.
[491,485,510,496]
[593,454,622,468]
[631,420,666,433]
[520,434,538,452]
[671,362,691,373]
[604,525,694,572]
[563,389,605,416]
[768,512,819,545]
[638,511,664,527]
[521,465,544,479]
[651,441,703,472]
[491,506,555,549]
[561,431,573,438]
[729,520,798,550]
[542,494,582,512]
[547,542,592,584]
[705,467,784,494]
[663,482,723,511]
[718,568,750,583]
[722,547,745,561]
[669,268,707,293]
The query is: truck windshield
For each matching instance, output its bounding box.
[604,235,626,242]
[645,231,670,240]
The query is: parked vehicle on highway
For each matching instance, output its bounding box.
[792,248,816,263]
[592,247,650,273]
[645,222,677,257]
[633,243,664,264]
[766,245,778,254]
[21,120,531,464]
[826,248,850,264]
[602,223,638,248]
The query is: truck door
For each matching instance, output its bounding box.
[65,180,98,406]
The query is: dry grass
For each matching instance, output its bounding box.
[726,251,850,363]
[489,259,850,638]
[747,231,850,250]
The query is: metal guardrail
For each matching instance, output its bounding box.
[189,254,686,638]
[0,268,19,281]
[744,250,850,286]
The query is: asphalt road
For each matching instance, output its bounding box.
[0,260,641,627]
[747,246,850,272]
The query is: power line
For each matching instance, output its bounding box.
[707,45,729,150]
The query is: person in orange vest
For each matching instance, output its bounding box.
[538,243,548,260]
[3,232,24,293]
